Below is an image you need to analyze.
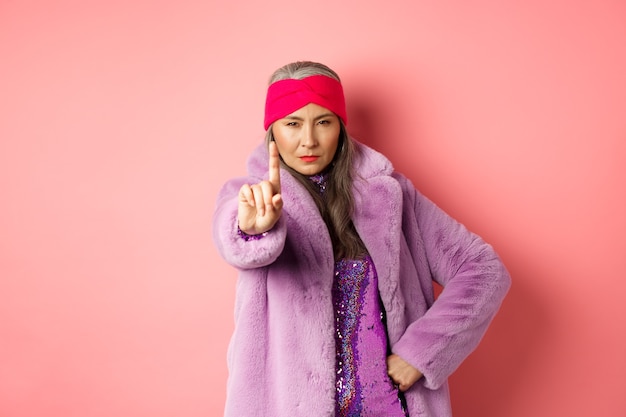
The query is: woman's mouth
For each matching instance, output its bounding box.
[300,156,319,162]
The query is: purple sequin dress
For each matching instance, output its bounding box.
[333,256,408,417]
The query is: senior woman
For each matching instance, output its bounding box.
[213,61,511,417]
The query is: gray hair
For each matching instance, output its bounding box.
[268,61,341,84]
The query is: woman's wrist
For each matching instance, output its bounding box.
[237,224,269,241]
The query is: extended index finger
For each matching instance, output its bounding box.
[268,140,281,193]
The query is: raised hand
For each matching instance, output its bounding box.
[237,141,283,235]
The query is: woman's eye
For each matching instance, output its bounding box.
[318,119,330,125]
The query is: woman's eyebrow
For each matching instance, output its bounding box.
[284,113,335,121]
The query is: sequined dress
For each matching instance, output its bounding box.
[309,173,409,417]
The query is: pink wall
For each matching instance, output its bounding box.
[1,1,624,416]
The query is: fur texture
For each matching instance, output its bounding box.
[213,141,511,417]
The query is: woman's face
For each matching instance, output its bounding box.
[271,103,340,176]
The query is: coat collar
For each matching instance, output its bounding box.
[350,149,403,313]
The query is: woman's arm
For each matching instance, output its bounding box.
[213,176,287,270]
[392,175,511,390]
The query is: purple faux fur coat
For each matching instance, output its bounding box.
[213,141,511,417]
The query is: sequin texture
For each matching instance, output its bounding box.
[309,171,328,194]
[332,256,408,417]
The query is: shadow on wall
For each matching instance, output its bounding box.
[343,66,424,166]
[343,63,438,200]
[344,68,549,417]
[449,257,548,417]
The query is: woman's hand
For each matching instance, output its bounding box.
[237,141,283,235]
[387,354,423,392]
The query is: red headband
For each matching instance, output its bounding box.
[264,75,347,130]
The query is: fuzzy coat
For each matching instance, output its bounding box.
[213,141,511,417]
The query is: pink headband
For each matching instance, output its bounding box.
[264,75,347,130]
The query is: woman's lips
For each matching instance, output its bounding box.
[300,156,319,162]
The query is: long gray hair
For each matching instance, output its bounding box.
[264,61,365,260]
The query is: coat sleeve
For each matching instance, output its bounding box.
[391,175,511,390]
[212,176,287,270]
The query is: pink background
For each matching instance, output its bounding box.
[1,1,625,416]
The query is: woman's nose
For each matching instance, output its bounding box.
[300,124,318,147]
